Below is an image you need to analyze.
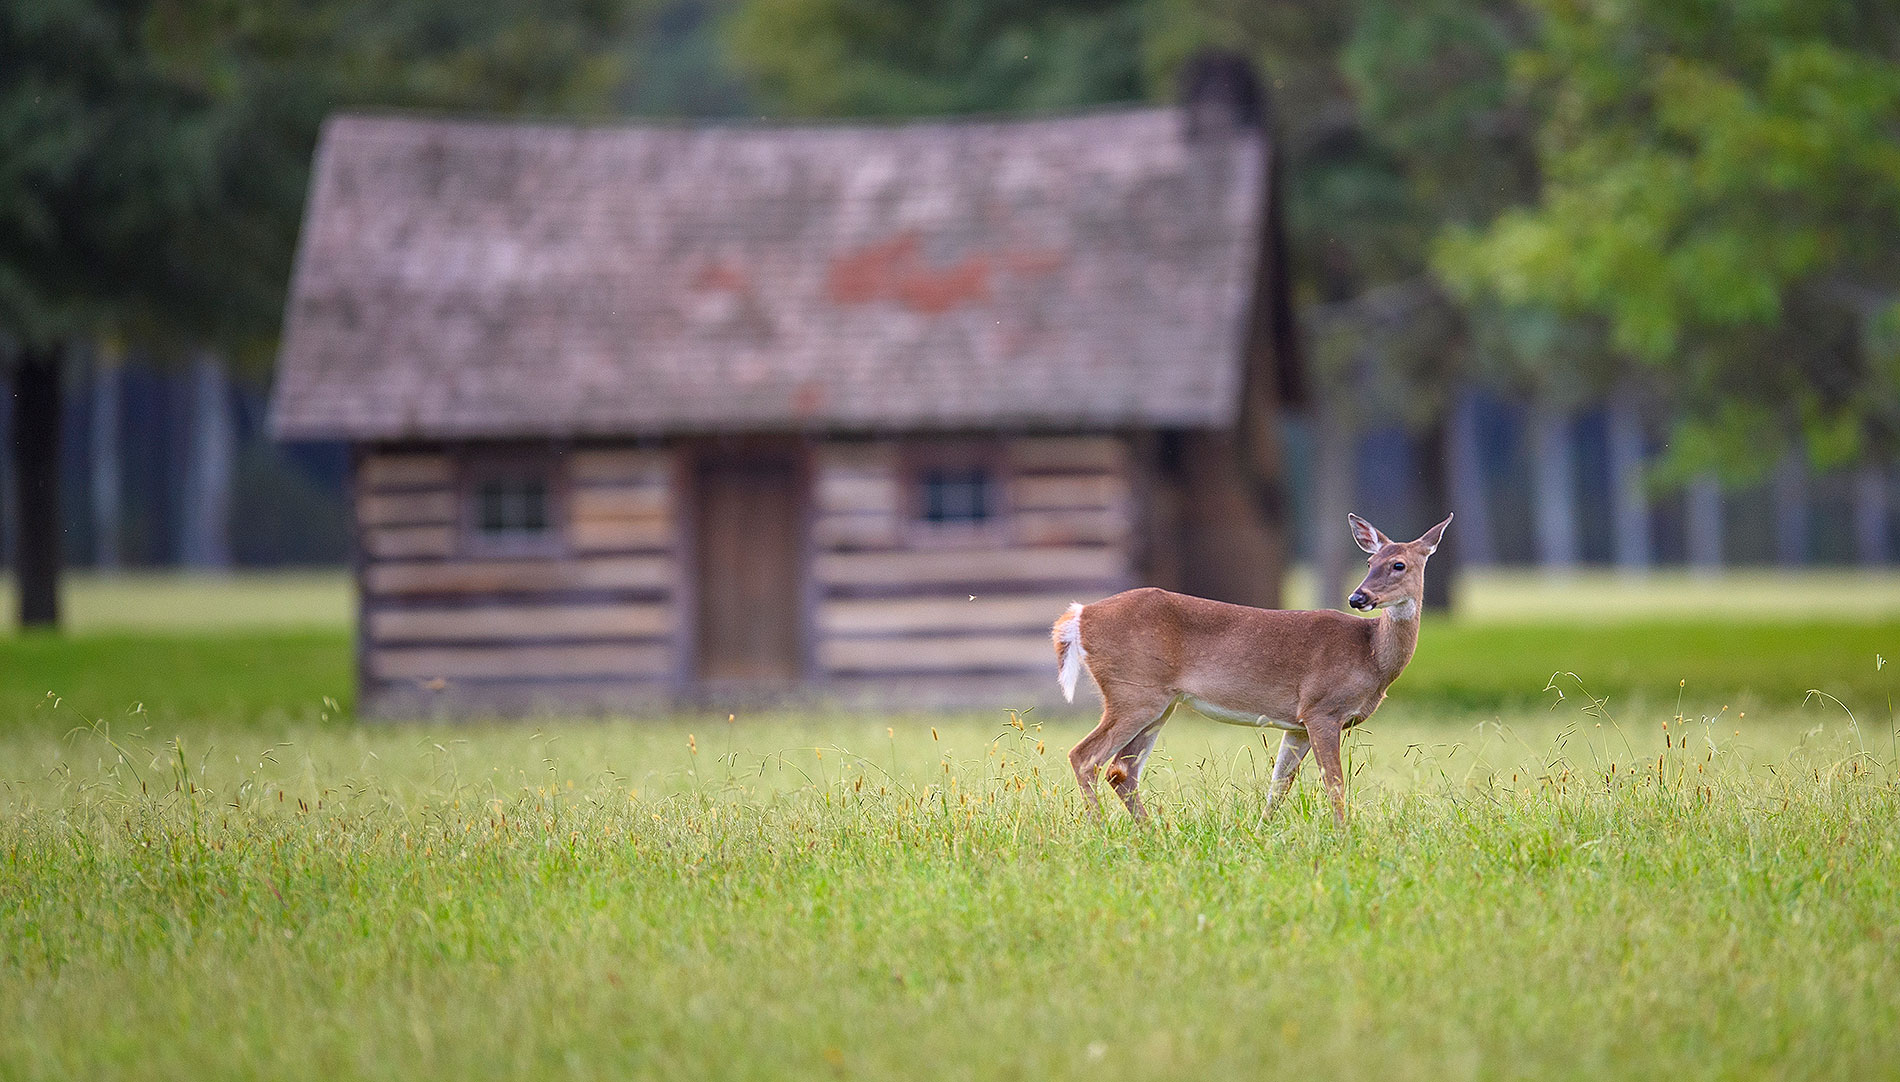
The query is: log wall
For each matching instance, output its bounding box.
[356,445,679,714]
[354,435,1136,714]
[812,435,1135,691]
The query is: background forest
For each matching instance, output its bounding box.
[4,0,1898,624]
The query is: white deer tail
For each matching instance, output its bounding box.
[1052,602,1087,703]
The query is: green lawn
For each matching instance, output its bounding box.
[3,707,1897,1081]
[1,570,1897,730]
[9,567,1899,635]
[0,571,350,634]
[3,571,1898,1080]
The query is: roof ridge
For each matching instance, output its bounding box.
[322,101,1192,139]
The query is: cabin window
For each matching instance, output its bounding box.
[461,462,562,555]
[476,477,550,537]
[918,467,995,525]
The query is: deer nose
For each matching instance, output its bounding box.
[1347,591,1370,610]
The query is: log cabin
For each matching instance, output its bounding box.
[271,74,1302,717]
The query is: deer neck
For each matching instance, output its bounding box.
[1372,599,1420,678]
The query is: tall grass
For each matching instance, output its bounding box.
[4,687,1898,1080]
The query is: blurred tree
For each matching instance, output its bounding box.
[1151,0,1545,603]
[728,0,1149,116]
[1439,0,1900,483]
[620,0,754,116]
[1,0,643,628]
[0,0,215,627]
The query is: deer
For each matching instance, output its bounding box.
[1052,512,1451,825]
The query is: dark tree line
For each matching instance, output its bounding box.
[7,0,1897,625]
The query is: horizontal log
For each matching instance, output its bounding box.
[360,453,451,489]
[817,474,900,516]
[571,516,673,553]
[358,490,455,528]
[374,642,672,681]
[363,524,455,560]
[821,632,1050,674]
[366,555,673,596]
[571,448,670,486]
[1012,473,1128,512]
[813,512,900,551]
[815,546,1124,588]
[1009,436,1126,474]
[370,602,673,643]
[572,487,669,520]
[1012,507,1129,547]
[817,444,898,474]
[820,593,1081,636]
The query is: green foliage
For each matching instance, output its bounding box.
[1439,0,1900,461]
[1342,0,1533,229]
[727,0,1150,116]
[0,0,222,347]
[1,0,644,361]
[618,0,753,116]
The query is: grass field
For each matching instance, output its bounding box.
[2,570,1898,728]
[3,572,1899,1079]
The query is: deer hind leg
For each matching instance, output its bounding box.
[1107,708,1173,820]
[1069,689,1175,816]
[1264,730,1310,819]
[1304,718,1349,826]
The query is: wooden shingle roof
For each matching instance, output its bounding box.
[271,108,1268,440]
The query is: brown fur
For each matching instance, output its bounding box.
[1059,513,1450,824]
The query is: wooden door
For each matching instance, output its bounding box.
[694,450,806,682]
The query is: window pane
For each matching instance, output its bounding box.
[478,481,510,531]
[474,476,551,538]
[920,467,992,524]
[519,480,548,531]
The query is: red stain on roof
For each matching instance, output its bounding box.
[826,232,992,314]
[691,262,749,292]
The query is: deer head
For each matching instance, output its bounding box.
[1346,513,1452,614]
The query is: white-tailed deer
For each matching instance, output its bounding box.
[1053,512,1451,824]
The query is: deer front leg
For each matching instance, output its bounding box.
[1305,718,1349,827]
[1263,730,1310,818]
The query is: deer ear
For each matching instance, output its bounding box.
[1417,512,1454,555]
[1348,513,1390,554]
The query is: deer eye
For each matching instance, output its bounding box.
[1392,561,1406,572]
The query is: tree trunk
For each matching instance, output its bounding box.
[0,384,13,572]
[1420,417,1459,612]
[1312,402,1355,611]
[1685,472,1722,575]
[11,351,64,629]
[1854,464,1888,566]
[90,355,121,571]
[1529,400,1579,570]
[179,352,234,570]
[1447,386,1495,566]
[1772,450,1807,567]
[1606,385,1651,572]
